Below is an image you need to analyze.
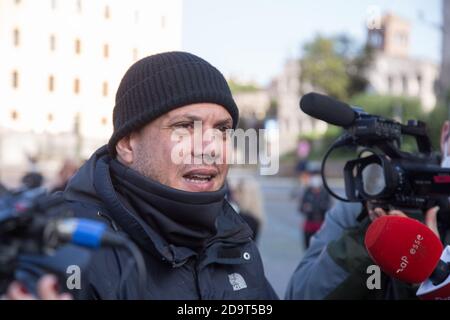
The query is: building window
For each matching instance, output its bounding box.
[387,76,393,93]
[284,119,289,132]
[161,16,166,29]
[368,31,382,49]
[103,43,109,58]
[50,34,56,51]
[417,74,422,93]
[102,81,108,97]
[48,75,55,92]
[74,78,80,94]
[104,5,110,19]
[13,28,20,47]
[47,113,54,123]
[51,0,56,10]
[402,75,408,94]
[396,32,408,46]
[132,48,138,61]
[11,109,19,121]
[77,0,82,13]
[75,38,81,54]
[15,0,21,4]
[12,70,19,88]
[134,10,139,24]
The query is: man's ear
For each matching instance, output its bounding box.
[440,121,450,154]
[116,135,135,165]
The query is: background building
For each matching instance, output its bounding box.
[272,60,328,155]
[0,0,182,182]
[233,90,271,122]
[366,13,439,111]
[274,12,439,155]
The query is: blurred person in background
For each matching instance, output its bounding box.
[0,182,7,197]
[15,153,44,192]
[290,159,310,211]
[20,172,44,190]
[231,178,265,242]
[50,159,80,193]
[294,158,311,188]
[297,167,332,249]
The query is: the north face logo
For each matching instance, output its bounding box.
[228,273,247,291]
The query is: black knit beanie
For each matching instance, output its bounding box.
[108,51,239,156]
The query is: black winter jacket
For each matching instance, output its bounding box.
[63,146,278,300]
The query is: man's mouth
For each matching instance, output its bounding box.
[184,174,214,183]
[182,168,219,190]
[183,169,217,182]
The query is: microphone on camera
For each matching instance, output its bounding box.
[299,92,357,127]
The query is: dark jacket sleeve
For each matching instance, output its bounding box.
[79,247,124,299]
[285,201,365,299]
[263,277,279,300]
[322,219,378,299]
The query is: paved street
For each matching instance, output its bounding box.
[257,177,305,299]
[228,169,306,299]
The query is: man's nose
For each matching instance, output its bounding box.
[191,128,222,160]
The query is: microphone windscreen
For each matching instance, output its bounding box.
[364,215,443,283]
[299,92,356,127]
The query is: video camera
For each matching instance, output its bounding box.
[0,188,147,298]
[299,92,450,214]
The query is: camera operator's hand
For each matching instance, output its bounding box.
[367,206,407,221]
[3,274,72,300]
[368,205,440,238]
[424,206,440,238]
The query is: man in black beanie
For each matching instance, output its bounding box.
[7,51,277,300]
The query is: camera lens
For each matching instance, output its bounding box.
[362,163,385,196]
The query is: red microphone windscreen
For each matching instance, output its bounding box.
[364,215,443,283]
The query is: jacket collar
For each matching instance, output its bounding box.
[65,145,253,266]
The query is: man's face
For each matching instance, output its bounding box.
[118,103,233,192]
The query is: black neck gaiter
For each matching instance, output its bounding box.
[109,159,226,251]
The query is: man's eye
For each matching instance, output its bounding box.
[218,126,232,132]
[174,122,194,129]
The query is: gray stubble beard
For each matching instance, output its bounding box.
[129,142,170,186]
